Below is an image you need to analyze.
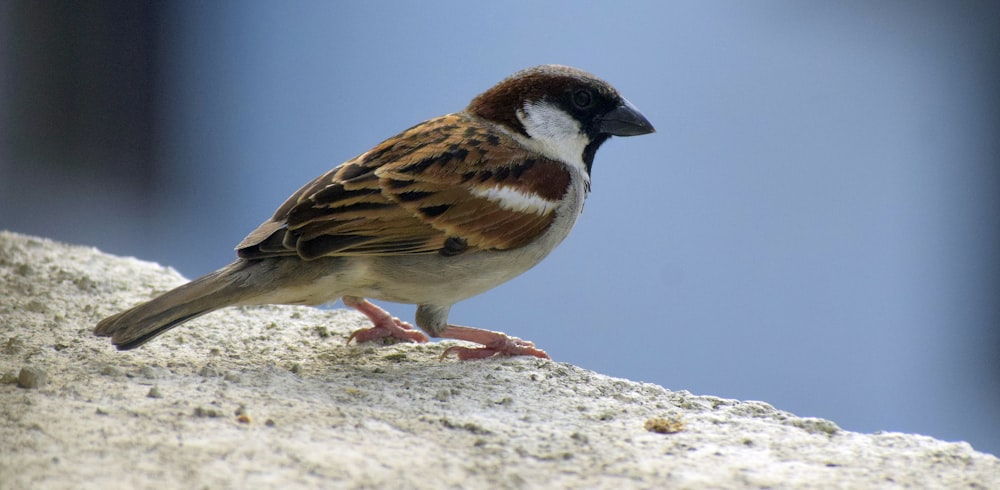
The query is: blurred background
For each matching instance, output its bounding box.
[2,1,998,455]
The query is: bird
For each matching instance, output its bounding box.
[94,64,654,360]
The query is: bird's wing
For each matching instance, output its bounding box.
[236,114,571,260]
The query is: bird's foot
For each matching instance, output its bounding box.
[437,325,550,360]
[344,296,429,345]
[347,319,428,345]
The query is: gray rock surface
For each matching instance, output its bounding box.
[1,230,997,489]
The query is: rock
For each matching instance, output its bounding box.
[193,407,222,418]
[17,366,48,389]
[0,229,998,489]
[99,364,125,377]
[198,365,222,378]
[138,365,170,379]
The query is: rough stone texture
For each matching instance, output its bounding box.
[1,230,997,489]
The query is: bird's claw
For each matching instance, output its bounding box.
[440,336,550,360]
[347,317,429,345]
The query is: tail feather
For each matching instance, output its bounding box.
[94,266,251,350]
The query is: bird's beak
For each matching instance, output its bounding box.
[599,98,655,136]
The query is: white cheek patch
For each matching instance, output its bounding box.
[471,185,558,216]
[516,102,591,178]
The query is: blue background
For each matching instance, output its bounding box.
[3,2,998,455]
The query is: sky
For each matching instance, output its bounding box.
[2,2,999,455]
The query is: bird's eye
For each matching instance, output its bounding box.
[572,89,593,109]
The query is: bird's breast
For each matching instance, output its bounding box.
[351,175,587,305]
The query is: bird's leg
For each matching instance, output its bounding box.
[437,325,550,360]
[413,305,549,360]
[344,296,429,344]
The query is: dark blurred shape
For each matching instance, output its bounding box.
[2,0,162,193]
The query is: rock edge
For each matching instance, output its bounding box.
[1,230,997,489]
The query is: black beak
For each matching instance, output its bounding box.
[599,98,655,136]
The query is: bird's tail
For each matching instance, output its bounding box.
[94,262,259,350]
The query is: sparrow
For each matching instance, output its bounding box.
[94,64,654,360]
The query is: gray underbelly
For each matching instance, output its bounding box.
[347,247,548,304]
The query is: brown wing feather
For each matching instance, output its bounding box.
[236,113,571,260]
